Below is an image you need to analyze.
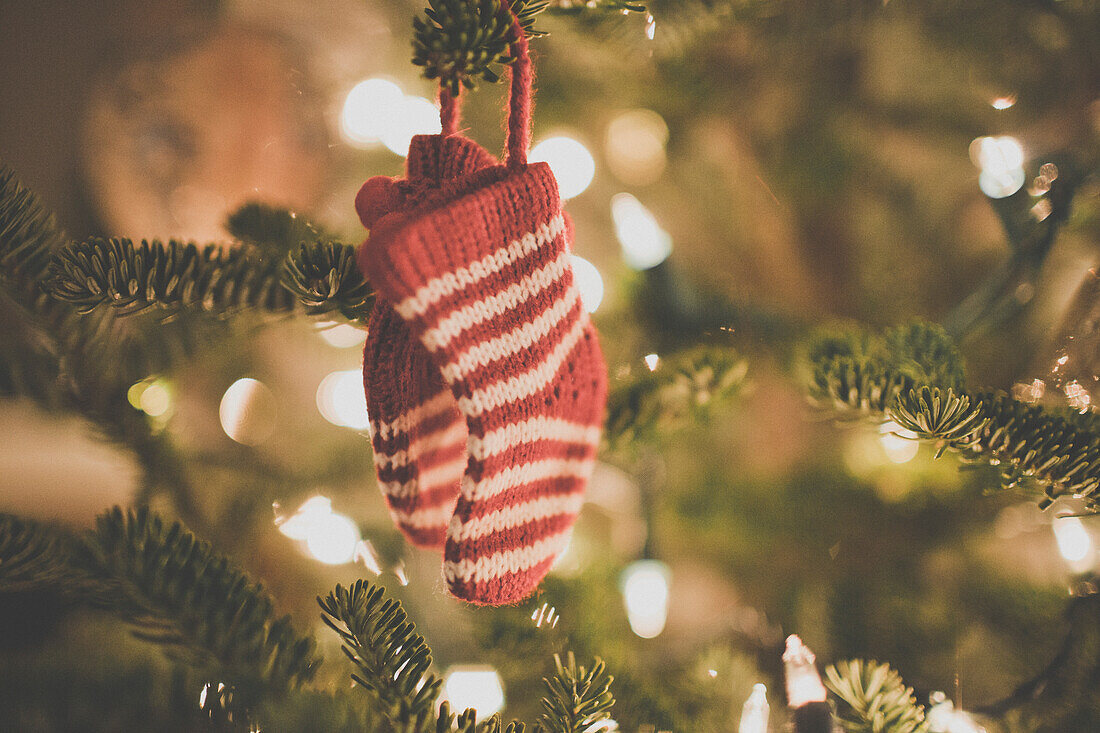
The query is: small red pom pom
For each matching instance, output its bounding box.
[355,176,402,228]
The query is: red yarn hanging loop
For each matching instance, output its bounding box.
[503,8,532,169]
[439,86,461,137]
[432,4,533,164]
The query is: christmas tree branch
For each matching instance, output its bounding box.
[825,659,929,733]
[318,580,443,730]
[284,240,374,321]
[48,237,296,316]
[605,346,748,450]
[413,0,645,94]
[0,514,77,594]
[79,507,321,718]
[0,164,216,532]
[225,202,320,253]
[320,580,615,732]
[536,652,615,733]
[805,320,1100,508]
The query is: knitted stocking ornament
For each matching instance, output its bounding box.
[357,25,607,605]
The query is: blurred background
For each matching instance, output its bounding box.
[1,0,1099,730]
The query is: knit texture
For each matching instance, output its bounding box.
[358,133,607,605]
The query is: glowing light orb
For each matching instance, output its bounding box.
[306,512,362,565]
[442,666,505,716]
[316,370,370,431]
[878,420,919,464]
[276,495,363,565]
[620,559,671,638]
[136,379,173,418]
[979,168,1026,199]
[644,353,660,371]
[570,255,604,313]
[1054,515,1093,567]
[970,135,1026,198]
[611,193,672,270]
[530,136,595,199]
[738,683,770,733]
[340,78,404,147]
[381,96,442,157]
[605,109,668,185]
[219,377,276,445]
[316,321,367,348]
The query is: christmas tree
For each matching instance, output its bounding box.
[1,0,1099,730]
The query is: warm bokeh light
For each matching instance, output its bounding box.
[738,683,770,733]
[878,420,919,464]
[129,378,174,419]
[381,96,442,156]
[570,254,604,313]
[276,495,363,565]
[530,136,596,199]
[1054,515,1093,571]
[306,512,361,565]
[316,369,370,431]
[605,108,668,185]
[782,635,827,707]
[612,193,672,270]
[620,559,671,639]
[315,321,367,348]
[441,667,505,716]
[140,382,172,418]
[991,95,1017,110]
[219,377,276,445]
[970,135,1026,198]
[340,78,404,147]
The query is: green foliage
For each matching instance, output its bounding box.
[225,201,319,253]
[319,580,443,730]
[48,237,295,316]
[888,386,985,457]
[320,581,614,732]
[80,507,320,715]
[806,321,963,417]
[0,164,62,295]
[604,346,748,449]
[537,652,614,733]
[805,319,1100,508]
[284,240,374,321]
[964,393,1100,509]
[0,514,72,594]
[825,659,929,733]
[414,0,548,95]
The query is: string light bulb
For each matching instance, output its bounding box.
[275,495,362,565]
[570,254,605,313]
[1053,515,1095,573]
[441,666,505,716]
[340,78,405,147]
[970,135,1026,198]
[315,321,367,348]
[316,369,370,431]
[530,136,596,199]
[382,96,442,156]
[783,635,832,733]
[927,691,986,733]
[878,420,919,464]
[620,559,671,638]
[612,193,672,270]
[219,377,276,445]
[605,109,668,185]
[738,683,770,733]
